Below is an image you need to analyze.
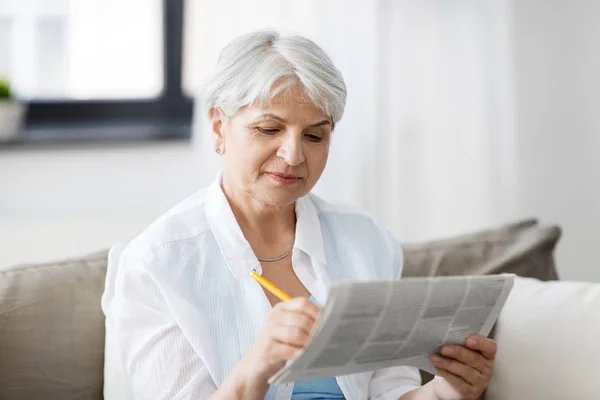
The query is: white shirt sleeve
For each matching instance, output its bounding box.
[367,229,423,399]
[111,252,217,400]
[369,365,422,399]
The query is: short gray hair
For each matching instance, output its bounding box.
[202,30,347,125]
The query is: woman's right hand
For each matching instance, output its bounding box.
[212,298,321,399]
[245,297,321,382]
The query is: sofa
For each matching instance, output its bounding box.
[1,218,599,400]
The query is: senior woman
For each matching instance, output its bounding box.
[106,30,497,400]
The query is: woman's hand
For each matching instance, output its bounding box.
[212,297,320,400]
[429,335,496,400]
[246,297,321,381]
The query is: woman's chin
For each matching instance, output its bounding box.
[258,189,306,207]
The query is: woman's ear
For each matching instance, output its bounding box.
[208,108,226,154]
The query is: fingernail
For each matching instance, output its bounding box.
[430,354,441,362]
[441,346,452,356]
[468,337,477,347]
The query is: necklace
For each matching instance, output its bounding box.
[257,251,290,262]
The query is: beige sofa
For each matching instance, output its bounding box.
[1,219,599,400]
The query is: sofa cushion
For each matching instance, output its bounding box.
[0,251,108,400]
[487,277,600,400]
[401,218,561,280]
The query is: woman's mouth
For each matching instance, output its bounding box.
[267,172,302,185]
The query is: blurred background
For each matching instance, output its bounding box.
[0,0,598,281]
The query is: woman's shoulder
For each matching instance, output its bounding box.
[308,193,400,254]
[308,194,403,280]
[309,193,383,234]
[122,186,214,263]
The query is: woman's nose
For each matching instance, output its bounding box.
[277,135,305,166]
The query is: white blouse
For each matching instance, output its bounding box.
[102,173,421,400]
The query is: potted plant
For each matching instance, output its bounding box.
[0,77,27,140]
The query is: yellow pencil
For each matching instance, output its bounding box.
[251,271,292,302]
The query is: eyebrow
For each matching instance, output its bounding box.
[258,113,331,128]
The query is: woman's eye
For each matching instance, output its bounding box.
[257,127,279,134]
[306,134,322,142]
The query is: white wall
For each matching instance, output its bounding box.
[2,1,599,282]
[512,0,600,281]
[0,143,201,268]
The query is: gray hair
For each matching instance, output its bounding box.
[202,30,347,125]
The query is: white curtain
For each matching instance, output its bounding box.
[188,0,518,242]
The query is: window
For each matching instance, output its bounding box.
[0,0,191,144]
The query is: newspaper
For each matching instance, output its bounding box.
[269,274,515,384]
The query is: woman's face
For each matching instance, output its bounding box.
[213,86,332,207]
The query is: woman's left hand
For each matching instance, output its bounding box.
[429,335,496,400]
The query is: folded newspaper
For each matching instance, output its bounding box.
[269,274,515,384]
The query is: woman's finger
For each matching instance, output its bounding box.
[465,335,497,360]
[278,312,316,335]
[431,353,484,386]
[439,345,492,375]
[271,324,311,348]
[277,297,321,321]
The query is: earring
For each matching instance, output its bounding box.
[215,148,221,154]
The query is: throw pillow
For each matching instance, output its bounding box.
[401,218,561,280]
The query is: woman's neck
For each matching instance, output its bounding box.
[221,176,296,247]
